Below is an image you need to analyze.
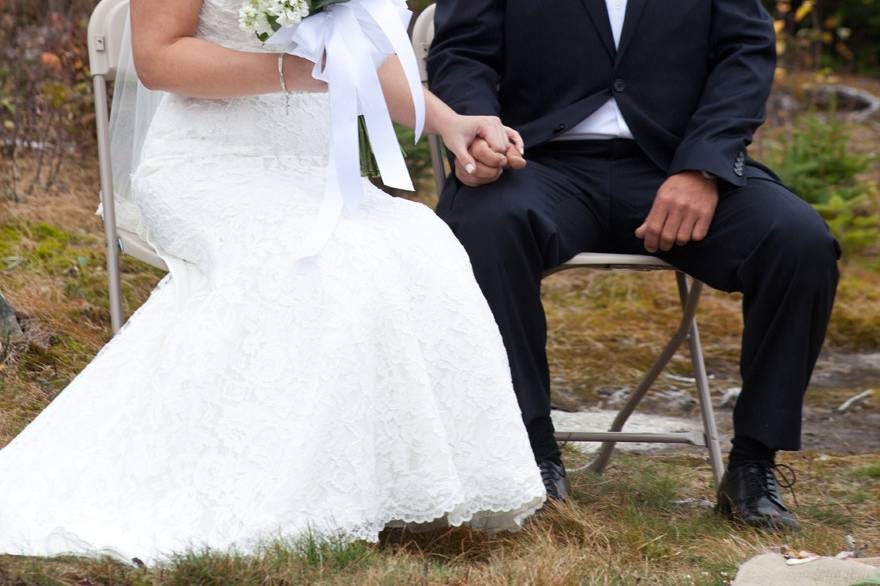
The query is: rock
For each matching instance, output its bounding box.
[0,293,22,339]
[803,84,880,122]
[719,387,742,409]
[671,498,714,511]
[601,386,696,412]
[605,387,632,407]
[597,386,625,397]
[654,389,697,411]
[550,409,703,455]
[732,552,880,586]
[768,90,802,123]
[854,353,880,371]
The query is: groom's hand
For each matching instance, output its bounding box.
[635,171,719,253]
[455,138,526,188]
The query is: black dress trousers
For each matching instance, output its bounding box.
[436,140,840,462]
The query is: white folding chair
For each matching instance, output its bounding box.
[413,4,724,486]
[88,0,168,335]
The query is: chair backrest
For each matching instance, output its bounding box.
[411,4,448,195]
[411,4,436,85]
[87,0,130,80]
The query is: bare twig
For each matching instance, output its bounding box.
[44,127,66,191]
[28,109,56,193]
[836,390,874,413]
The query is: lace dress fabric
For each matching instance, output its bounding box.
[0,0,545,564]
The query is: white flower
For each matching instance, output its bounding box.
[238,0,263,32]
[254,12,276,37]
[239,0,286,37]
[266,0,310,28]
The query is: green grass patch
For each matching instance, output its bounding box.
[855,464,880,479]
[801,504,855,529]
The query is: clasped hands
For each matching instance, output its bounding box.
[442,115,718,254]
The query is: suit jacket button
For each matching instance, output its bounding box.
[553,123,566,133]
[613,79,626,93]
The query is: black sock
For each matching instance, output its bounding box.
[728,435,776,469]
[527,416,561,464]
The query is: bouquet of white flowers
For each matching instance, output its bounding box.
[239,0,347,43]
[239,0,380,177]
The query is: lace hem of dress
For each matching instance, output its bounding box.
[36,491,546,565]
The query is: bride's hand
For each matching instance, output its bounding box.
[439,115,524,176]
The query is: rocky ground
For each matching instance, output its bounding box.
[547,346,880,457]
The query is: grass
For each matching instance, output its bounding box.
[0,452,876,585]
[856,465,880,479]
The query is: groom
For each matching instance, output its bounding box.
[427,0,840,530]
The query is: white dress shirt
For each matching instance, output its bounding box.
[554,0,634,141]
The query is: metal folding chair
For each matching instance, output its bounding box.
[413,4,724,486]
[88,0,168,335]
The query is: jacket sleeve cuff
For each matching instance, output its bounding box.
[668,145,748,187]
[446,99,500,118]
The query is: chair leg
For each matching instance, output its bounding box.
[676,273,725,488]
[93,75,125,335]
[428,134,447,197]
[587,272,704,475]
[106,239,124,334]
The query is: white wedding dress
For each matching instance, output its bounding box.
[0,0,544,564]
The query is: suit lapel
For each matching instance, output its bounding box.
[615,0,648,65]
[579,0,616,61]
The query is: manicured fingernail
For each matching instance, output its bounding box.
[465,163,475,174]
[519,146,525,155]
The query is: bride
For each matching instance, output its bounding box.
[0,0,546,564]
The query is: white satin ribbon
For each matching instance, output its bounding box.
[268,0,426,259]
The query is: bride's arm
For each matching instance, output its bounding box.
[130,0,326,97]
[132,0,521,169]
[377,55,523,173]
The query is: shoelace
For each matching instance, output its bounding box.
[771,463,799,507]
[539,463,563,494]
[539,463,556,483]
[744,461,799,508]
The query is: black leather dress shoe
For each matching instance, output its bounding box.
[538,459,571,502]
[716,461,801,532]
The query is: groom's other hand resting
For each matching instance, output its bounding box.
[635,171,719,253]
[455,137,527,188]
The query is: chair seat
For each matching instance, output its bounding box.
[546,252,671,276]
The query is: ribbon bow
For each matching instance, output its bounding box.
[268,0,426,259]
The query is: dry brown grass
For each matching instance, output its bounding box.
[1,158,163,444]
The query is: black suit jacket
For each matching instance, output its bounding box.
[426,0,777,187]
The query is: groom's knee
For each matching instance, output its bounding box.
[437,174,537,267]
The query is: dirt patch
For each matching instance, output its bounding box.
[549,350,880,457]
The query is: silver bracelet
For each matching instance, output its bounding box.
[277,53,290,115]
